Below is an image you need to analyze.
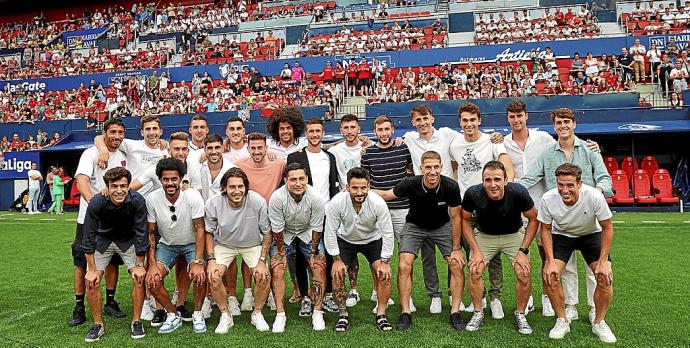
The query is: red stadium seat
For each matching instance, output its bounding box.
[633,169,657,204]
[604,156,619,175]
[63,181,81,207]
[610,170,635,204]
[641,155,659,176]
[652,169,680,204]
[620,156,638,181]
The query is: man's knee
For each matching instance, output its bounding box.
[398,257,413,275]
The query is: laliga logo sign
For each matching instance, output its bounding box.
[0,156,32,173]
[5,82,46,93]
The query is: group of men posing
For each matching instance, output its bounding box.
[67,100,617,344]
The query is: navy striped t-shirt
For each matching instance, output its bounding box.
[361,143,412,209]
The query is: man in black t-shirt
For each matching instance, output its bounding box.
[461,161,538,335]
[376,151,466,332]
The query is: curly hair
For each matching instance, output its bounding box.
[266,106,305,144]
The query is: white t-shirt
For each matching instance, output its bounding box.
[119,139,168,196]
[27,169,41,189]
[268,137,308,159]
[199,159,235,201]
[223,145,249,164]
[537,184,612,238]
[503,129,556,203]
[449,132,508,196]
[146,187,205,246]
[404,127,459,178]
[328,141,362,188]
[75,146,128,223]
[134,158,201,195]
[306,149,332,202]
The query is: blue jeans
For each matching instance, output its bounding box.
[270,238,325,282]
[155,243,197,273]
[28,187,40,212]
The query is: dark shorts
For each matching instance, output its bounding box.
[399,222,453,258]
[552,232,611,266]
[347,77,357,86]
[358,78,370,87]
[72,223,123,269]
[337,237,382,267]
[335,77,344,85]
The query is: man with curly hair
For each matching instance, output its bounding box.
[266,106,308,159]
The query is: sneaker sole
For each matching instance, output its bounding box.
[150,322,163,327]
[193,327,207,333]
[131,333,146,339]
[181,317,193,322]
[158,322,182,334]
[518,329,533,335]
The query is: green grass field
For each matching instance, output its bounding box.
[0,212,689,347]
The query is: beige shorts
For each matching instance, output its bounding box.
[520,216,542,246]
[215,244,262,269]
[472,229,526,262]
[90,243,137,272]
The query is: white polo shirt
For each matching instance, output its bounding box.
[537,184,612,238]
[403,127,459,179]
[504,129,556,203]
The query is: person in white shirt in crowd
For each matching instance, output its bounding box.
[204,168,273,333]
[26,162,43,214]
[325,167,394,332]
[268,163,328,332]
[539,163,617,343]
[629,38,647,83]
[144,158,207,334]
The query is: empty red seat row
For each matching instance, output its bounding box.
[606,169,679,205]
[605,155,660,179]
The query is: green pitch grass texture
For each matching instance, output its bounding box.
[0,212,688,347]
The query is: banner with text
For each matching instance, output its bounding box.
[0,151,40,180]
[62,27,109,49]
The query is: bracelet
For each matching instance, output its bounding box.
[206,256,216,262]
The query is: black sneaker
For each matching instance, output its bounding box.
[396,313,412,331]
[299,298,313,317]
[69,305,86,327]
[450,312,465,331]
[323,296,339,313]
[177,305,192,322]
[104,300,126,319]
[151,309,166,327]
[130,321,145,339]
[85,324,104,343]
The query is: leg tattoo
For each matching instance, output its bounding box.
[348,259,359,289]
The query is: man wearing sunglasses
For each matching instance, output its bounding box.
[144,158,207,334]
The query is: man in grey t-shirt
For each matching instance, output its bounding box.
[204,168,273,334]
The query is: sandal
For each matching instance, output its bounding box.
[334,315,350,332]
[375,314,392,332]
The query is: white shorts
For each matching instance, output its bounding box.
[215,244,262,269]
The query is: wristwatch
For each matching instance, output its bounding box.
[192,259,206,265]
[135,261,145,267]
[519,247,530,255]
[380,258,390,264]
[259,256,267,262]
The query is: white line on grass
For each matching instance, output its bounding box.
[66,218,77,221]
[15,218,29,221]
[612,221,625,224]
[641,221,666,224]
[39,219,56,221]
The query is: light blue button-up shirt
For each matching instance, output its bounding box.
[518,136,613,197]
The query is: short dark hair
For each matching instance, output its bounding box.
[204,133,223,146]
[551,107,576,123]
[506,100,527,114]
[421,150,441,165]
[555,163,582,181]
[169,131,189,142]
[483,160,507,178]
[411,104,432,118]
[306,118,324,127]
[226,116,244,128]
[373,115,392,129]
[103,118,125,132]
[220,167,250,195]
[247,132,266,144]
[346,167,370,184]
[458,102,481,119]
[283,162,307,178]
[102,167,131,185]
[191,114,208,124]
[156,158,187,179]
[140,115,161,129]
[340,114,359,124]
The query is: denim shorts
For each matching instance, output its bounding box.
[269,237,325,261]
[155,242,197,273]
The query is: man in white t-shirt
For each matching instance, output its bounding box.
[69,118,129,327]
[144,158,207,334]
[95,115,168,197]
[131,132,200,193]
[629,38,647,83]
[328,114,364,190]
[27,162,43,214]
[223,116,250,164]
[450,102,514,317]
[538,163,616,343]
[187,114,209,171]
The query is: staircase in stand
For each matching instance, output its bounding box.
[337,96,367,119]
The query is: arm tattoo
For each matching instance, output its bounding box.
[260,233,273,259]
[311,231,321,253]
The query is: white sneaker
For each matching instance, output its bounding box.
[272,312,286,333]
[267,291,276,311]
[345,289,360,307]
[429,297,442,314]
[463,297,487,313]
[192,311,207,333]
[525,295,534,315]
[370,291,395,305]
[312,310,325,331]
[227,296,241,316]
[241,289,254,312]
[171,289,179,306]
[465,311,485,332]
[566,306,579,321]
[542,295,555,317]
[409,297,417,313]
[158,312,182,334]
[141,298,155,321]
[201,297,213,319]
[251,312,270,331]
[592,320,617,343]
[490,299,504,319]
[549,318,571,339]
[589,307,596,324]
[514,310,532,335]
[215,312,233,334]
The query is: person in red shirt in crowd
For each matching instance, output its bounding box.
[347,59,359,97]
[357,58,372,96]
[321,61,335,84]
[49,132,61,146]
[334,61,346,86]
[10,134,25,151]
[241,66,252,82]
[554,8,565,25]
[564,8,576,24]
